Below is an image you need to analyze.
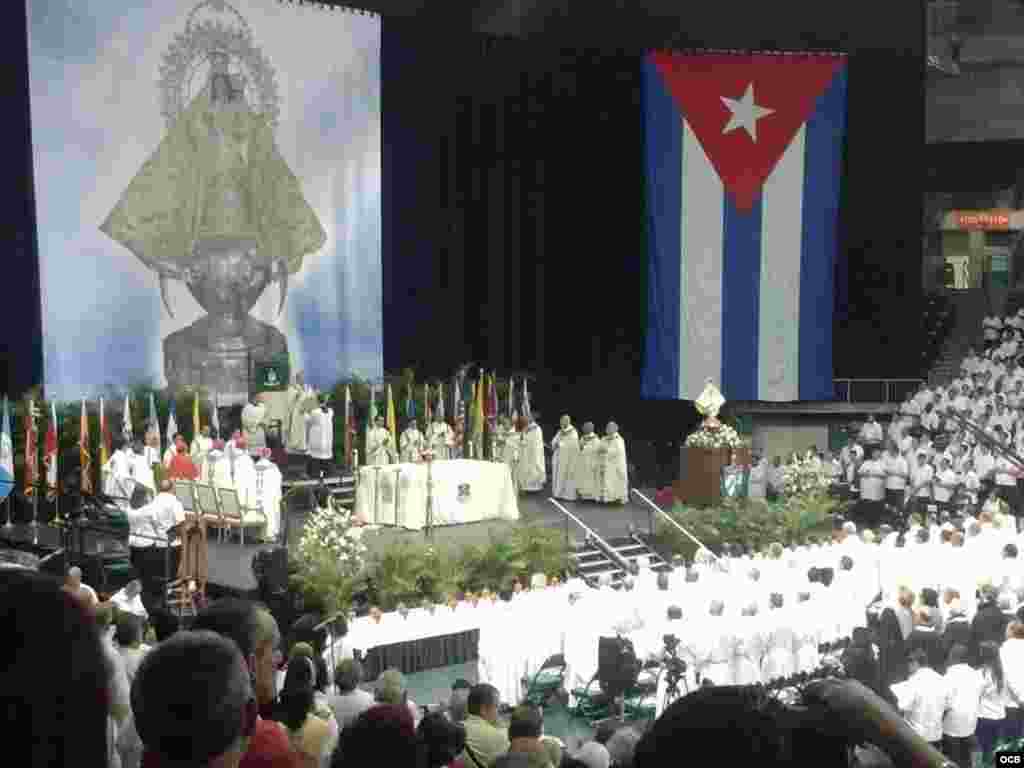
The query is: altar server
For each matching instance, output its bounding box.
[129,439,156,496]
[103,439,135,509]
[574,422,602,501]
[366,416,395,466]
[400,420,425,463]
[286,375,317,456]
[599,422,628,504]
[241,393,268,452]
[427,414,454,460]
[190,425,213,465]
[306,397,335,478]
[551,415,580,501]
[517,414,546,492]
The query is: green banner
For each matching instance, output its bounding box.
[253,359,289,392]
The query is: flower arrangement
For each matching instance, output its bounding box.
[685,421,744,450]
[780,454,832,498]
[291,500,367,614]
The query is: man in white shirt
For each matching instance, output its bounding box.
[942,643,984,766]
[932,457,960,520]
[858,448,887,527]
[125,479,185,597]
[306,397,335,478]
[859,415,884,449]
[909,452,935,523]
[111,579,149,621]
[883,443,909,513]
[891,649,949,748]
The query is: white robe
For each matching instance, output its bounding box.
[574,434,601,500]
[400,428,425,463]
[241,403,268,450]
[427,422,454,460]
[190,436,213,471]
[286,386,317,454]
[366,427,395,466]
[599,434,628,503]
[103,450,135,508]
[517,423,546,492]
[128,453,155,493]
[306,408,334,461]
[551,426,580,500]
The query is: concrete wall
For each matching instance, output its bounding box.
[928,64,1024,143]
[750,416,831,462]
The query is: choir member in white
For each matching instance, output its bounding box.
[306,397,335,478]
[598,421,628,504]
[366,416,395,466]
[427,414,455,460]
[551,415,579,501]
[400,420,425,463]
[129,439,156,499]
[190,425,213,466]
[516,415,546,492]
[103,439,135,509]
[574,422,601,501]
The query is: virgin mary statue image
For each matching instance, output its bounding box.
[100,49,326,401]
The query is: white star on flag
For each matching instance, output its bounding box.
[721,83,775,142]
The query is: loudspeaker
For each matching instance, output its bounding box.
[252,546,288,595]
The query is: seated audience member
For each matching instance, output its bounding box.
[461,684,510,768]
[0,569,110,768]
[841,627,881,697]
[95,600,132,767]
[977,641,1008,759]
[148,607,180,643]
[156,598,297,768]
[275,656,337,768]
[111,579,149,621]
[891,649,949,749]
[375,668,420,726]
[115,613,150,683]
[132,630,257,768]
[572,742,610,768]
[328,658,375,729]
[64,565,98,608]
[941,644,983,767]
[331,705,418,768]
[1001,621,1024,741]
[417,711,467,768]
[448,679,473,724]
[605,727,641,768]
[494,706,553,768]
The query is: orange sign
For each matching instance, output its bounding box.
[955,210,1011,230]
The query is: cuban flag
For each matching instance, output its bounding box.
[641,51,847,402]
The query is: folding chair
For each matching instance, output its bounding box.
[193,483,225,541]
[217,486,267,547]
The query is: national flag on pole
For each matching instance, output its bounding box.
[471,376,485,446]
[486,373,498,430]
[0,397,13,479]
[436,381,445,424]
[122,393,133,444]
[211,392,220,439]
[24,400,38,494]
[522,379,532,422]
[452,376,463,426]
[423,382,432,425]
[147,393,159,449]
[641,51,847,402]
[99,398,110,468]
[405,381,415,422]
[386,383,398,448]
[45,402,58,498]
[166,400,178,447]
[79,400,93,495]
[365,384,377,455]
[193,391,201,439]
[344,385,354,466]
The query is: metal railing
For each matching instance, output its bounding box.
[833,379,924,404]
[548,498,633,576]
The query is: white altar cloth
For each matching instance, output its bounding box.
[354,460,519,529]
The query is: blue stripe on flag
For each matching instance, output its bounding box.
[799,68,847,400]
[641,55,682,400]
[721,195,762,401]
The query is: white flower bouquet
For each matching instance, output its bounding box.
[781,455,831,498]
[298,501,368,575]
[685,422,743,450]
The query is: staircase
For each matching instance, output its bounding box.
[569,534,670,584]
[928,290,992,388]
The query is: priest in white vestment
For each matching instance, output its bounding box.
[103,442,136,509]
[400,421,425,463]
[205,443,233,489]
[517,416,546,492]
[427,415,454,460]
[551,415,580,501]
[190,426,213,467]
[254,456,283,541]
[241,394,269,452]
[286,377,318,456]
[306,400,335,478]
[598,422,628,504]
[366,417,395,466]
[574,423,601,501]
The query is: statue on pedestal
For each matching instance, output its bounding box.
[695,379,726,430]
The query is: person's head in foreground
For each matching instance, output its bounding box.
[132,630,256,768]
[190,597,281,709]
[375,668,408,706]
[1,569,109,768]
[467,683,501,724]
[417,710,466,768]
[633,681,946,768]
[331,704,417,768]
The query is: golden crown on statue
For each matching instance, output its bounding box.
[695,378,725,430]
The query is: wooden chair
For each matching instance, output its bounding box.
[217,486,267,547]
[173,480,195,514]
[192,483,225,541]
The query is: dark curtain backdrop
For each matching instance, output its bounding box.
[2,7,922,449]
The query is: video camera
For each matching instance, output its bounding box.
[663,634,688,682]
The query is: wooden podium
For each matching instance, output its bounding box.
[674,445,751,507]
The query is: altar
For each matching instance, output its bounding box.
[354,459,519,529]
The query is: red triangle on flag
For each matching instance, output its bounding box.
[651,52,844,212]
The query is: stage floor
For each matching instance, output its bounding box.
[0,484,659,594]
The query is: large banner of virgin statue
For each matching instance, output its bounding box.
[27,0,382,403]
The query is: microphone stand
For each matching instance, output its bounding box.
[422,450,435,540]
[393,466,402,527]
